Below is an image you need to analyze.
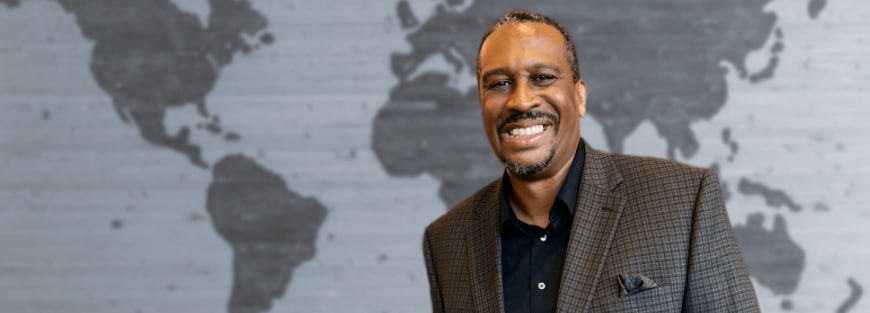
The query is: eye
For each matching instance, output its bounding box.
[487,80,512,90]
[532,74,556,83]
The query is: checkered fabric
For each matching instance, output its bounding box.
[423,141,760,313]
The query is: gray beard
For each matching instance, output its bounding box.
[503,147,555,176]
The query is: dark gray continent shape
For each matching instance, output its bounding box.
[738,178,803,212]
[396,0,420,29]
[1,0,19,8]
[373,73,502,207]
[208,155,327,313]
[55,0,270,168]
[836,278,863,313]
[733,213,805,295]
[809,0,828,19]
[373,0,786,207]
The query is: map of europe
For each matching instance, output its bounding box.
[0,0,865,312]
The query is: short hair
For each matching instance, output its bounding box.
[476,10,581,82]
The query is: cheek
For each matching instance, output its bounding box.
[542,94,569,116]
[544,95,580,132]
[479,101,502,147]
[549,87,580,115]
[480,113,500,150]
[479,99,500,126]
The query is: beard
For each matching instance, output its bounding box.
[497,110,559,176]
[503,147,555,176]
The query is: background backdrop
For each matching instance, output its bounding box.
[1,0,867,312]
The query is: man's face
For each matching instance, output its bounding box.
[477,22,586,178]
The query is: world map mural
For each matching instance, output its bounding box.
[0,0,867,312]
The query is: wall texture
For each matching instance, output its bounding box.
[0,0,867,312]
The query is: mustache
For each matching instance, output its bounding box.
[497,111,559,133]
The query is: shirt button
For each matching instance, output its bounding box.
[540,234,547,242]
[538,282,546,290]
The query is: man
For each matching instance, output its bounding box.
[422,10,760,313]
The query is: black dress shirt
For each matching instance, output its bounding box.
[500,140,585,313]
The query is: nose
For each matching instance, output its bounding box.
[506,81,538,112]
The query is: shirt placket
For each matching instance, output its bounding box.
[529,226,550,310]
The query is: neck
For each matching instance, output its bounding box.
[506,150,576,228]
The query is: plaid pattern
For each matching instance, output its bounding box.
[423,142,760,313]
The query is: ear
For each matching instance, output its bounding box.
[575,79,587,117]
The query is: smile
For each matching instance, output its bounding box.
[507,124,549,137]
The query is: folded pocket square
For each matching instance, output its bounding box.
[618,273,658,298]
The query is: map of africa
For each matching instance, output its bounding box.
[0,0,867,312]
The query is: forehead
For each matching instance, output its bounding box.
[478,22,568,73]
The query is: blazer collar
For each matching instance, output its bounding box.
[467,179,505,313]
[466,140,626,313]
[556,142,627,313]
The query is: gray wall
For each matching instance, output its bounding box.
[0,0,867,312]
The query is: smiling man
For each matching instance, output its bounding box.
[422,10,760,313]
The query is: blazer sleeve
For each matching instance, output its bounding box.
[682,170,761,312]
[423,230,446,313]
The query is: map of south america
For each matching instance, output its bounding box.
[208,155,327,313]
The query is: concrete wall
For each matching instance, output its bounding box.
[0,0,866,312]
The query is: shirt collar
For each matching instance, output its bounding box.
[499,139,586,229]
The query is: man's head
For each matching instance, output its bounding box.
[477,10,581,83]
[476,10,587,178]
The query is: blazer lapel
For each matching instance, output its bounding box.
[467,181,505,313]
[556,144,627,313]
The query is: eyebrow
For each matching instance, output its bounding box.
[480,68,509,83]
[529,63,561,74]
[480,63,562,82]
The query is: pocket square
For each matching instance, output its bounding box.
[618,273,658,298]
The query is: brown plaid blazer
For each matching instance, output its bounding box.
[423,142,760,312]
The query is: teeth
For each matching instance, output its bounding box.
[509,125,545,137]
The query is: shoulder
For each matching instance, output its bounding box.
[587,149,719,207]
[425,179,500,239]
[600,150,716,191]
